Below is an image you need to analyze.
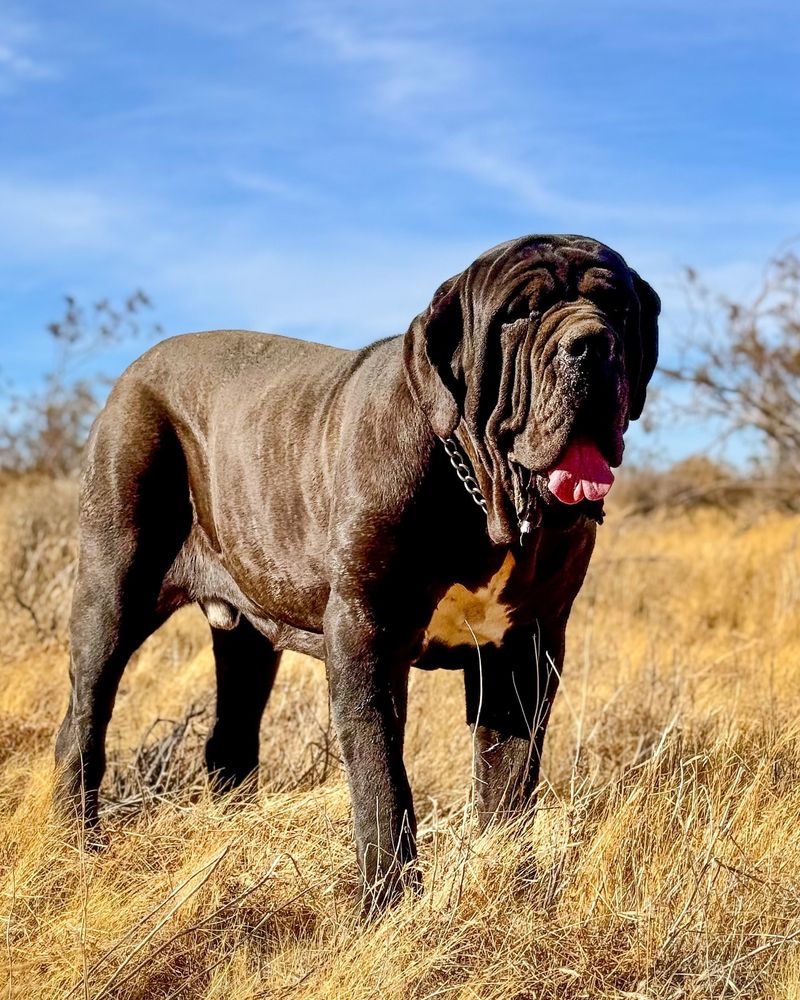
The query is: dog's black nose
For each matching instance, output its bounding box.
[560,329,613,365]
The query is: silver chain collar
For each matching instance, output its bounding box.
[440,437,534,539]
[441,437,488,513]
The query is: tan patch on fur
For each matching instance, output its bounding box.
[426,552,515,647]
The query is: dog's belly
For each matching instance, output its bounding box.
[424,552,515,649]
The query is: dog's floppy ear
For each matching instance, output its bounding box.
[628,270,660,421]
[403,276,464,438]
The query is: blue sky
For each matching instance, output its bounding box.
[1,0,798,462]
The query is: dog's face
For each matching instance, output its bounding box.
[404,235,660,544]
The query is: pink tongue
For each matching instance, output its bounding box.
[547,439,614,505]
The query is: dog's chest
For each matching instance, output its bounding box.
[424,552,516,648]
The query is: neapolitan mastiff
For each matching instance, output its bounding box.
[55,235,659,906]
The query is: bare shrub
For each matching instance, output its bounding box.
[612,456,738,515]
[0,290,160,477]
[663,245,800,499]
[103,705,211,819]
[609,456,797,516]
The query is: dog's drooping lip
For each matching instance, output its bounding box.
[546,438,615,505]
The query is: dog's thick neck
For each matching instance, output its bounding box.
[440,421,606,545]
[445,420,573,546]
[439,432,536,544]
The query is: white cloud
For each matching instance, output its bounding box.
[151,234,481,343]
[225,169,327,206]
[0,176,139,256]
[296,9,469,112]
[0,11,54,91]
[434,133,800,239]
[0,172,478,343]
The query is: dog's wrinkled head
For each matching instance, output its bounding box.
[404,235,660,544]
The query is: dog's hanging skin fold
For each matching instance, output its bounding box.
[448,246,540,544]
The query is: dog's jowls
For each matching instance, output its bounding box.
[54,234,659,910]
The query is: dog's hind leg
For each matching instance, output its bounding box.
[54,385,192,831]
[205,617,280,793]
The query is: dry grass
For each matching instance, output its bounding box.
[2,475,800,998]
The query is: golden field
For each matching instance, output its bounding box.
[2,476,800,999]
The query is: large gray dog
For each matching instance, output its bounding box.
[55,234,659,907]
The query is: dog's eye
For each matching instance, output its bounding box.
[502,298,530,324]
[603,299,627,320]
[592,290,628,324]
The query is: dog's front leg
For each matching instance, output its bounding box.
[464,624,565,826]
[324,590,417,912]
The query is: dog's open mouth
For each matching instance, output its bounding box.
[546,438,615,505]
